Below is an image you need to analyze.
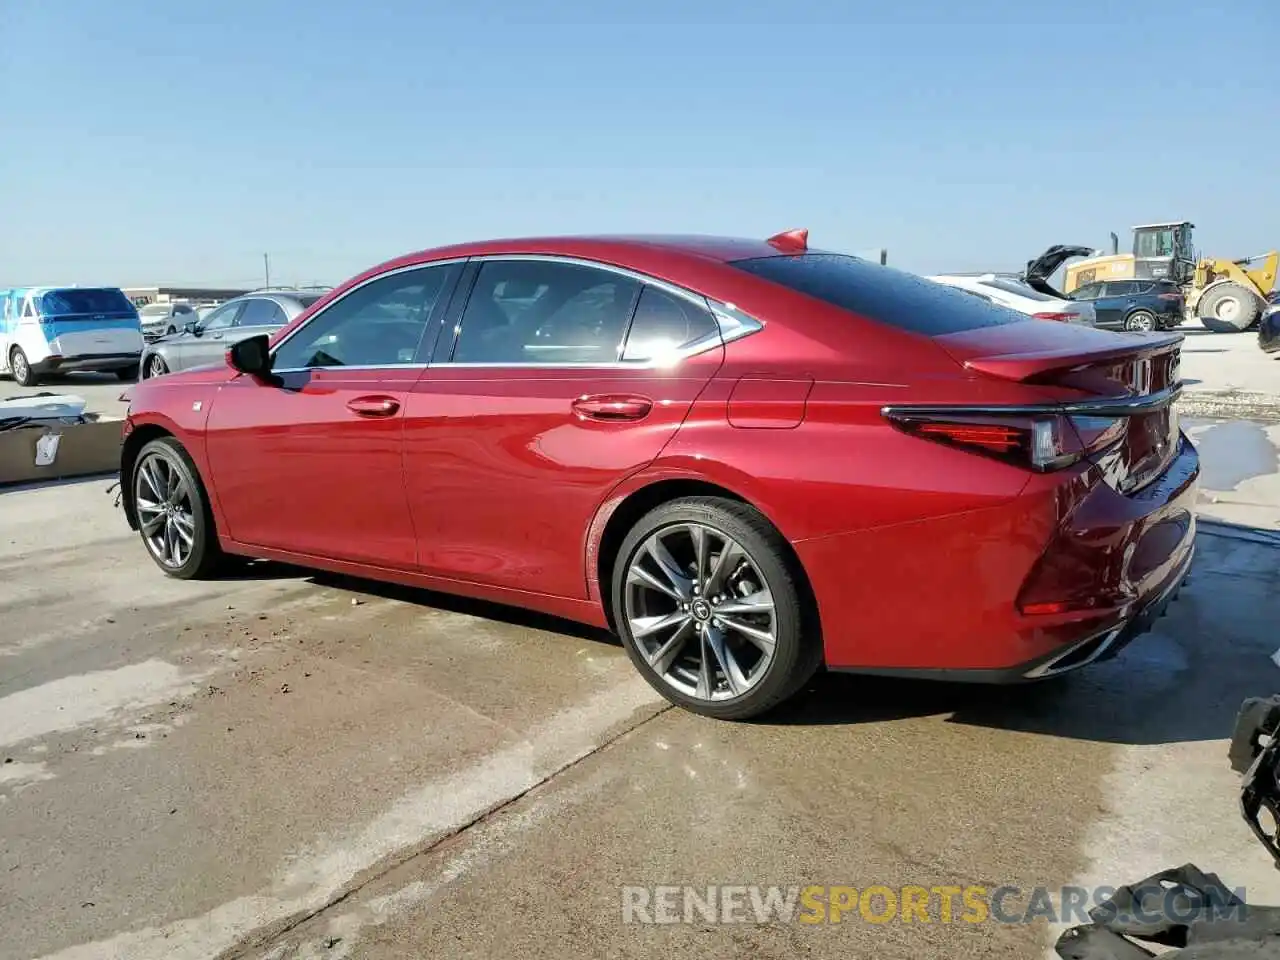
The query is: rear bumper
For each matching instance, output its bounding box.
[40,352,141,372]
[816,432,1200,680]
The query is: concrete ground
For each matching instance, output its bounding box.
[1,412,1278,960]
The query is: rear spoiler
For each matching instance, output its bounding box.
[962,331,1183,384]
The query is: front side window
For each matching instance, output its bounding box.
[621,285,719,361]
[273,263,456,369]
[202,302,243,331]
[452,260,640,364]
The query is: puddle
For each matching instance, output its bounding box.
[1186,420,1278,492]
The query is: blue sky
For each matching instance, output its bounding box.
[1,0,1275,288]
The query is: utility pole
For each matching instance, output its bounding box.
[263,253,271,289]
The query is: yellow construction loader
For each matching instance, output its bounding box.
[1063,221,1278,332]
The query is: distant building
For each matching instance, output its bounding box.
[121,285,251,307]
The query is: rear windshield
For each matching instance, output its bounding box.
[38,288,135,316]
[730,254,1023,335]
[978,277,1057,301]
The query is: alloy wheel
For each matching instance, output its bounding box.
[134,451,197,569]
[623,523,777,702]
[148,355,166,378]
[11,350,28,383]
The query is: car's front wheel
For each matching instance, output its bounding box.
[611,497,821,720]
[132,436,225,579]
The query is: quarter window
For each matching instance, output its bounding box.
[273,263,456,369]
[451,260,640,365]
[621,286,719,361]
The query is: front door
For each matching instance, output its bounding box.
[1094,281,1136,328]
[174,300,243,370]
[203,262,462,567]
[403,256,725,599]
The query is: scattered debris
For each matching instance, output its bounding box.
[350,598,363,606]
[280,683,291,694]
[324,937,342,949]
[81,902,94,909]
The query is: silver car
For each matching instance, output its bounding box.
[138,301,199,341]
[139,291,324,379]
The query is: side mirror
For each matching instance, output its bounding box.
[184,320,200,335]
[227,334,274,380]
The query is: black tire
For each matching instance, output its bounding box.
[9,346,37,387]
[1124,310,1157,333]
[144,354,168,379]
[131,436,226,579]
[1198,282,1262,332]
[116,364,139,381]
[611,496,822,721]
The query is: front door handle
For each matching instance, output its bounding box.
[572,394,653,421]
[346,395,401,417]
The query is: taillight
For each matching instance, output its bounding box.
[1032,312,1078,322]
[884,410,1126,473]
[1157,293,1183,301]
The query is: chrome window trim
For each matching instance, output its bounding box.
[434,253,764,369]
[268,258,468,374]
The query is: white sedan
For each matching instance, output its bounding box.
[928,244,1097,326]
[927,273,1097,326]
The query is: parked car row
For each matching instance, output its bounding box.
[118,228,1197,721]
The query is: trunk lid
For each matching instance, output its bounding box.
[1023,245,1097,283]
[935,321,1184,492]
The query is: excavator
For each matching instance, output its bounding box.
[1062,221,1278,333]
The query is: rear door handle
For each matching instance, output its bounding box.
[346,395,401,417]
[571,394,652,421]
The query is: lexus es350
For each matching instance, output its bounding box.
[118,230,1198,720]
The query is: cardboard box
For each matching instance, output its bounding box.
[0,416,123,486]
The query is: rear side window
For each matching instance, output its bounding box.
[38,288,135,315]
[730,254,1023,335]
[238,298,287,326]
[1104,281,1138,296]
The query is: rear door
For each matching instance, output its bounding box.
[1093,281,1137,328]
[402,256,725,599]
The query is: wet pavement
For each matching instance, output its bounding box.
[1,417,1278,960]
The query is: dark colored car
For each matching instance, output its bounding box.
[1259,292,1280,354]
[118,230,1197,720]
[139,290,323,379]
[1069,278,1185,332]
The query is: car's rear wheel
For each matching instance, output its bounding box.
[1124,310,1156,332]
[9,346,37,387]
[146,354,168,379]
[611,497,821,720]
[132,437,225,579]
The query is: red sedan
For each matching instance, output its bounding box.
[119,230,1198,719]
